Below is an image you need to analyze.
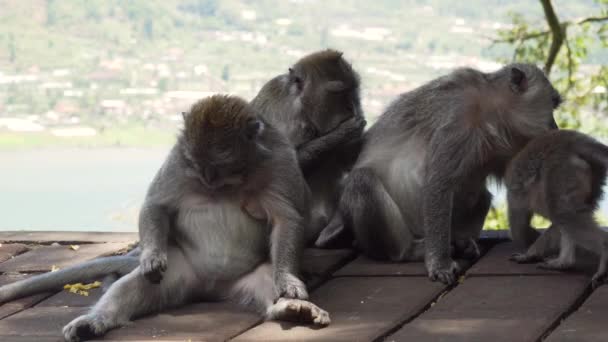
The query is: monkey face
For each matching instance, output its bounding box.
[181,95,268,193]
[286,49,362,140]
[502,63,562,134]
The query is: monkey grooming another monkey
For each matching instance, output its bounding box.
[0,49,365,304]
[506,129,608,288]
[251,49,365,244]
[339,63,561,284]
[61,95,329,342]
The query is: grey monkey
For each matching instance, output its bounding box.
[251,49,365,244]
[0,49,365,302]
[338,63,561,284]
[61,95,329,341]
[506,129,608,288]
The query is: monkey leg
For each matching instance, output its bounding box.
[452,188,492,260]
[230,263,330,326]
[315,211,354,249]
[554,213,608,287]
[538,226,576,271]
[510,225,561,263]
[63,247,198,342]
[507,193,540,249]
[592,246,608,288]
[340,168,422,261]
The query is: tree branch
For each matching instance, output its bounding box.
[577,16,608,25]
[540,0,564,74]
[563,27,575,91]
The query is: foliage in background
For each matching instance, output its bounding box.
[484,0,608,230]
[494,0,608,135]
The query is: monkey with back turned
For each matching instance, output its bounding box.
[334,63,561,284]
[506,129,608,288]
[0,49,365,303]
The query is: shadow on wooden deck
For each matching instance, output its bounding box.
[0,230,603,342]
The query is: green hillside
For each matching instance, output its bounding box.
[0,0,603,148]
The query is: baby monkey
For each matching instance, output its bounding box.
[506,129,608,288]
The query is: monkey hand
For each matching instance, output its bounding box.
[426,257,461,285]
[140,249,167,284]
[336,115,366,141]
[275,272,309,300]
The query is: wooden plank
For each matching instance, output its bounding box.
[0,243,130,273]
[0,307,87,338]
[103,302,259,341]
[233,277,446,341]
[0,274,56,320]
[301,248,355,278]
[334,256,428,276]
[545,286,608,342]
[36,286,103,308]
[388,275,589,342]
[0,231,138,244]
[0,244,29,264]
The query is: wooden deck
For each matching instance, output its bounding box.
[0,230,604,342]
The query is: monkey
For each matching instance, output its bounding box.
[250,49,366,244]
[0,49,365,303]
[505,129,608,288]
[58,95,330,341]
[337,63,561,284]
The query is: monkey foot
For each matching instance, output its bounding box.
[509,253,542,264]
[427,259,461,285]
[269,298,331,326]
[591,271,607,289]
[63,314,111,342]
[537,258,574,271]
[141,250,168,284]
[454,238,481,260]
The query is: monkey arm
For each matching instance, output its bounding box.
[422,133,476,284]
[138,203,171,283]
[297,115,365,172]
[261,163,310,299]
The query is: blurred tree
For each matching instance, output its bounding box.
[494,0,608,135]
[8,33,15,63]
[46,0,56,26]
[221,65,231,82]
[144,18,154,40]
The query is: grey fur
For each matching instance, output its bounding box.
[506,130,608,288]
[339,63,560,284]
[61,95,329,342]
[0,49,365,303]
[251,49,365,244]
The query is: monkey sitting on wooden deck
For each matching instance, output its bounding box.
[506,129,608,288]
[252,49,366,244]
[59,95,329,341]
[336,63,561,284]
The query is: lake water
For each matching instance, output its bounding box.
[1,148,607,232]
[0,148,169,231]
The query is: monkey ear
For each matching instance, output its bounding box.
[325,81,347,92]
[245,118,264,140]
[181,111,188,121]
[510,67,528,92]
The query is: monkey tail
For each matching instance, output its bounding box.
[575,135,608,167]
[0,250,139,304]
